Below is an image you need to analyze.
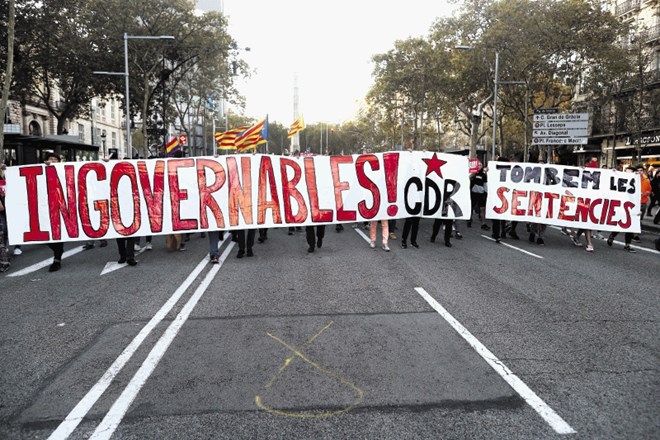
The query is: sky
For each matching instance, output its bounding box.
[197,0,456,125]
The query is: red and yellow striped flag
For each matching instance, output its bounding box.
[287,115,305,138]
[235,116,268,152]
[215,126,249,150]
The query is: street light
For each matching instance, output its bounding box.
[100,130,107,159]
[94,33,174,158]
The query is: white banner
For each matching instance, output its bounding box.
[486,162,641,233]
[5,152,471,245]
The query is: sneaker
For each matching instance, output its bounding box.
[560,227,570,236]
[607,236,614,247]
[586,244,594,252]
[126,258,138,266]
[481,224,490,230]
[307,246,314,253]
[445,241,453,247]
[389,232,397,240]
[237,250,245,258]
[83,244,95,250]
[536,237,545,246]
[571,235,583,247]
[247,249,254,257]
[455,232,463,240]
[411,242,419,248]
[623,245,636,253]
[179,244,186,251]
[12,248,22,256]
[369,241,376,249]
[117,257,126,264]
[631,235,641,243]
[210,255,219,264]
[48,261,61,272]
[351,223,359,229]
[134,244,141,251]
[382,244,390,252]
[145,242,152,250]
[401,241,407,249]
[594,232,605,240]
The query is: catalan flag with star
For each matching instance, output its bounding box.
[215,126,249,150]
[287,115,305,138]
[235,116,268,152]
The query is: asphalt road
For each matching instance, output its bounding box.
[0,220,658,439]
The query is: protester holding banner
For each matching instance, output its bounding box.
[369,219,390,251]
[235,229,256,258]
[43,153,66,272]
[401,217,420,249]
[0,197,9,272]
[208,230,225,264]
[430,219,453,247]
[306,225,325,253]
[468,166,489,230]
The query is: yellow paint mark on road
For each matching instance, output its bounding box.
[256,321,364,419]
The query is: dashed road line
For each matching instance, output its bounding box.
[415,287,576,435]
[480,234,544,259]
[7,245,85,277]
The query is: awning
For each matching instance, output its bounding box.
[3,133,99,152]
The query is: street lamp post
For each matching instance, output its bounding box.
[455,46,524,161]
[100,130,107,159]
[492,51,499,160]
[94,33,174,158]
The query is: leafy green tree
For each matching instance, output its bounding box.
[7,0,117,135]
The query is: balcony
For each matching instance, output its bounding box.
[641,24,660,44]
[616,0,640,16]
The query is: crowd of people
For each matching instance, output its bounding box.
[0,155,659,274]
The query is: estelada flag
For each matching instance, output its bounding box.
[235,116,268,152]
[215,126,249,150]
[288,115,305,138]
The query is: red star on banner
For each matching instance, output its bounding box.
[422,153,447,178]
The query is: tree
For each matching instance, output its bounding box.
[0,0,16,163]
[8,0,117,135]
[426,0,629,160]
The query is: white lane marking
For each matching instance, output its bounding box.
[47,237,227,440]
[415,287,576,435]
[100,247,148,276]
[7,246,85,277]
[480,235,544,259]
[354,227,371,243]
[548,226,660,255]
[89,242,235,440]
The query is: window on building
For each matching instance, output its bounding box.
[78,123,85,143]
[111,101,116,122]
[100,102,106,122]
[112,132,117,148]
